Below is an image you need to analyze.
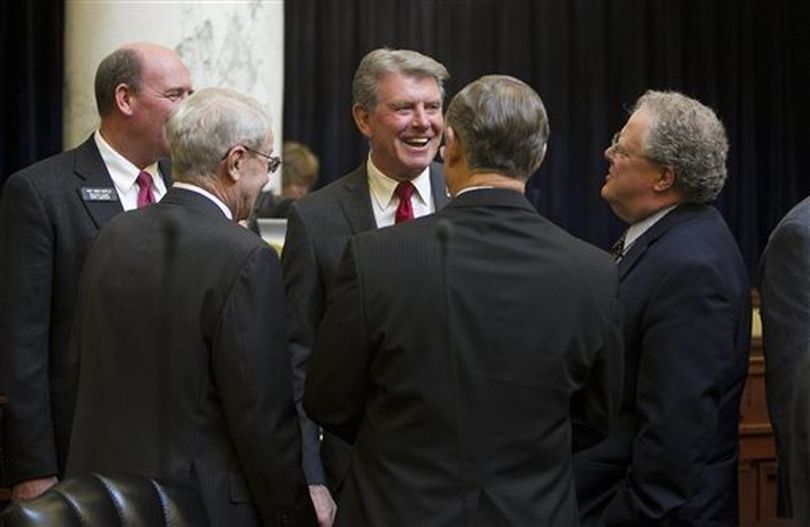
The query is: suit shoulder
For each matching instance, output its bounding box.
[773,197,810,236]
[6,149,78,188]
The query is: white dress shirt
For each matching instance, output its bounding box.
[366,155,435,227]
[94,130,167,211]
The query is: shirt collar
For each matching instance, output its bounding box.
[624,204,679,252]
[172,182,234,220]
[94,130,160,193]
[366,154,432,210]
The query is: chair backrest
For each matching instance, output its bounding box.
[0,473,208,526]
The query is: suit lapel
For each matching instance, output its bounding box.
[72,136,124,230]
[337,164,378,233]
[617,203,706,280]
[157,159,172,187]
[429,162,450,210]
[336,160,447,232]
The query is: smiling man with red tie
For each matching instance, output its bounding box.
[281,48,450,525]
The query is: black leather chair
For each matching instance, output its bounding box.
[0,473,208,526]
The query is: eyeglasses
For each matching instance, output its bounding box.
[222,145,281,174]
[609,132,634,159]
[609,132,656,165]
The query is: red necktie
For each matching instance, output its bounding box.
[394,181,415,224]
[136,171,156,208]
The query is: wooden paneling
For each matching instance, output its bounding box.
[739,290,783,525]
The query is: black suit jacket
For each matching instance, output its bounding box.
[304,188,624,526]
[65,188,314,526]
[574,203,751,526]
[759,195,810,518]
[0,136,169,485]
[281,162,448,490]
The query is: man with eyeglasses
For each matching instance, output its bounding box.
[65,88,316,526]
[0,42,192,501]
[281,47,450,526]
[573,90,751,526]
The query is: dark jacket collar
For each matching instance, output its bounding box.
[617,202,712,278]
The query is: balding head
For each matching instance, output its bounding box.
[94,42,193,168]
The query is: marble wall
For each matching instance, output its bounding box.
[64,0,284,189]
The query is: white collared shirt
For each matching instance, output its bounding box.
[94,130,167,211]
[455,185,494,197]
[623,204,679,254]
[173,182,233,220]
[366,155,435,227]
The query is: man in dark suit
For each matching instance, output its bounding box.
[304,75,624,526]
[66,88,315,526]
[281,47,449,525]
[0,42,192,500]
[760,195,810,519]
[574,90,751,526]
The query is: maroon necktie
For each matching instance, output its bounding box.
[136,171,156,208]
[394,181,415,224]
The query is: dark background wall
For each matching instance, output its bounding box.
[2,1,807,279]
[284,0,810,279]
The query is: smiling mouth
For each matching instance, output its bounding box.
[402,138,431,148]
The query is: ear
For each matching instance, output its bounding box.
[114,83,135,116]
[224,146,247,183]
[352,103,373,139]
[653,166,677,192]
[442,127,463,166]
[530,142,548,173]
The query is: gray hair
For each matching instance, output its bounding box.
[166,87,272,183]
[95,47,143,117]
[352,48,449,111]
[634,90,728,203]
[445,75,549,181]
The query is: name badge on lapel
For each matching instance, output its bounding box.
[79,187,118,202]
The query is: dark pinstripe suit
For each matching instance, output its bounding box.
[305,188,623,526]
[66,188,315,526]
[281,162,448,492]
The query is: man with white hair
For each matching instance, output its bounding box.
[66,88,315,526]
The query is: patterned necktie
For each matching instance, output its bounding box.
[136,171,156,208]
[394,181,415,224]
[609,230,627,261]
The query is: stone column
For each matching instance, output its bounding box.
[64,0,285,190]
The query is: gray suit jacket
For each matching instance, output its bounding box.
[760,195,810,518]
[0,136,169,485]
[281,162,448,489]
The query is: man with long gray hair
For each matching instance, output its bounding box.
[304,75,623,526]
[574,91,751,526]
[66,88,315,526]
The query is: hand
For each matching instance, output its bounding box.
[308,484,337,527]
[11,476,58,501]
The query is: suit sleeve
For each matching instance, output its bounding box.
[0,174,60,484]
[281,203,328,484]
[303,241,371,444]
[212,245,308,523]
[570,273,624,452]
[601,260,744,525]
[760,219,810,513]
